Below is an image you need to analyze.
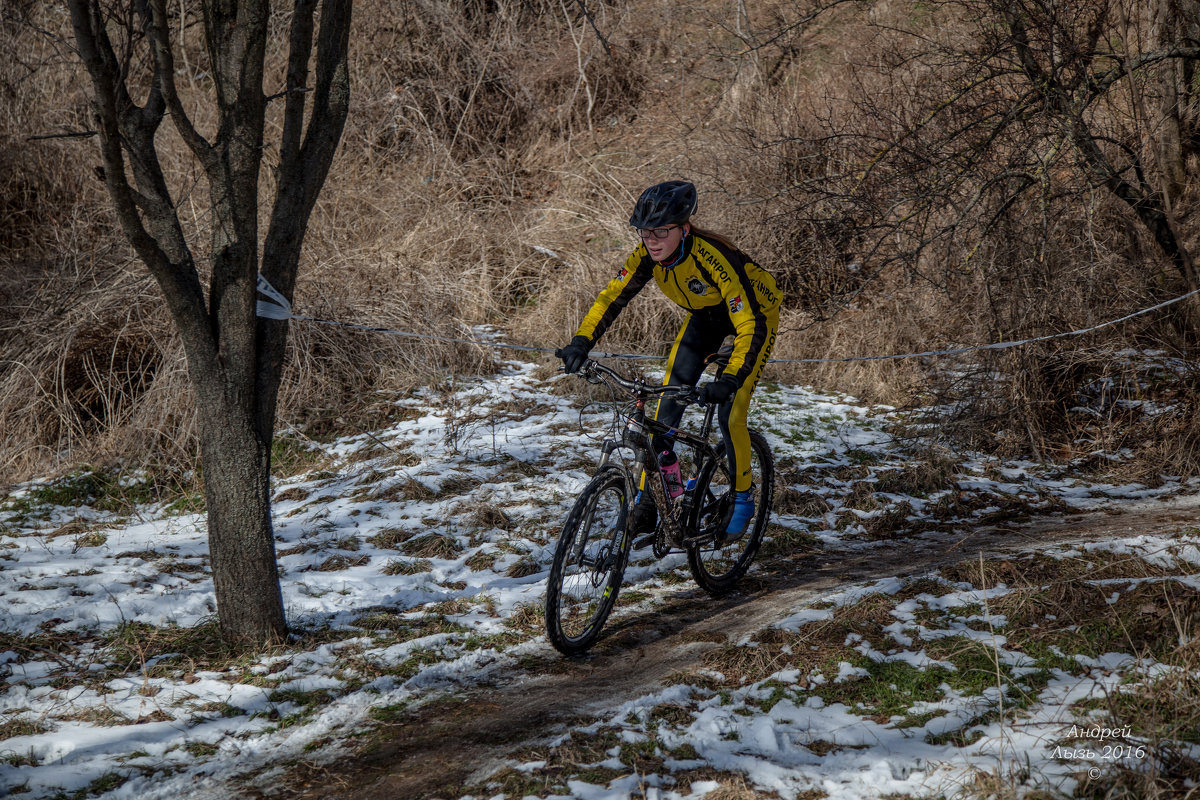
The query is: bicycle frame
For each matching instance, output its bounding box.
[546,356,775,655]
[579,360,724,550]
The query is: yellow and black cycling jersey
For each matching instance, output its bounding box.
[574,232,781,388]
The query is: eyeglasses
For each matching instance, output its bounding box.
[636,225,680,240]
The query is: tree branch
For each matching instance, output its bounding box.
[67,1,159,264]
[147,0,215,170]
[66,0,210,343]
[735,0,859,55]
[257,0,353,439]
[1087,45,1200,99]
[26,129,97,140]
[279,0,317,176]
[301,0,353,173]
[570,0,611,57]
[266,86,312,103]
[263,0,351,286]
[1004,9,1050,89]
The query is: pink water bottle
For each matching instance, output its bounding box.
[659,451,684,498]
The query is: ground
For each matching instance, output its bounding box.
[271,496,1200,800]
[2,358,1199,800]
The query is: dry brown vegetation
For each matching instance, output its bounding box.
[3,0,1200,484]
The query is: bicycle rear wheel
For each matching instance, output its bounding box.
[685,430,774,594]
[545,466,633,656]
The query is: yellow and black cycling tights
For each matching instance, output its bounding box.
[648,308,777,492]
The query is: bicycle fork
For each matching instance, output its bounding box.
[570,441,632,565]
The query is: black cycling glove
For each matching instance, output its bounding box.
[699,374,738,405]
[556,336,593,374]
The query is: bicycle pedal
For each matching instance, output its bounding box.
[719,528,748,545]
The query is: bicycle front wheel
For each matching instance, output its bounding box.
[685,429,774,594]
[545,466,633,656]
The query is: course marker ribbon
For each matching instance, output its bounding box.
[256,275,293,321]
[257,275,1200,364]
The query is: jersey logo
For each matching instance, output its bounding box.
[728,295,744,313]
[687,278,708,296]
[617,267,629,280]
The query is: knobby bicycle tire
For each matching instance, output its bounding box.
[685,429,774,594]
[545,466,633,656]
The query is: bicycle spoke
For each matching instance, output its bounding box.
[546,467,631,655]
[686,430,774,594]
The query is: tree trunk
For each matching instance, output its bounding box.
[1151,0,1199,207]
[197,392,285,643]
[67,0,352,646]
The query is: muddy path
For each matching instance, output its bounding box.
[267,496,1200,800]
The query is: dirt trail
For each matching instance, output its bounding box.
[269,496,1200,800]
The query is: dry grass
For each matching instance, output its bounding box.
[695,775,791,800]
[504,557,541,578]
[469,505,513,531]
[937,549,1200,799]
[4,0,1200,486]
[859,502,917,540]
[368,528,415,550]
[381,557,433,576]
[0,718,50,739]
[504,601,544,633]
[773,487,832,517]
[314,554,371,572]
[98,619,253,673]
[400,532,463,559]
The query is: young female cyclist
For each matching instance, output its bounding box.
[557,180,781,539]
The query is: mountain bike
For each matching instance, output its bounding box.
[544,355,775,656]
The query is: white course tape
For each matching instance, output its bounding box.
[255,274,294,321]
[256,276,1199,365]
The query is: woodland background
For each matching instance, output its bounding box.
[2,0,1199,487]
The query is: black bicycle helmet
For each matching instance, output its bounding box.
[629,180,698,229]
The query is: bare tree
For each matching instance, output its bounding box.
[999,0,1200,292]
[730,0,1200,327]
[690,0,1200,459]
[66,0,353,644]
[1149,0,1200,265]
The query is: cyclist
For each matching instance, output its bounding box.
[558,180,781,539]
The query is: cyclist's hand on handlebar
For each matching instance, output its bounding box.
[673,385,700,405]
[556,335,593,374]
[698,374,738,405]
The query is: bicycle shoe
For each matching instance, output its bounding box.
[721,488,756,543]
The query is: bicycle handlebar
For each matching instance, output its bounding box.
[572,358,703,405]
